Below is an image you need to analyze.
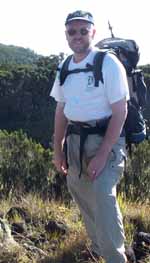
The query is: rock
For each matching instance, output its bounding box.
[6,206,31,223]
[0,211,4,219]
[23,242,48,257]
[0,218,19,249]
[45,220,68,235]
[134,232,150,245]
[125,246,136,263]
[11,222,27,234]
[28,233,46,246]
[133,232,150,261]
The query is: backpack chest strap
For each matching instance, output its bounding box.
[59,64,93,86]
[58,51,108,86]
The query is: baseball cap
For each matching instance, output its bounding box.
[65,10,94,25]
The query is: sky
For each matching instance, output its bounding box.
[0,0,150,65]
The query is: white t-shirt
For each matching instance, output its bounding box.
[50,48,129,121]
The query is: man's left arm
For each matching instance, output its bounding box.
[87,98,127,180]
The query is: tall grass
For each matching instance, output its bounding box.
[0,194,149,263]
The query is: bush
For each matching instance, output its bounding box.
[118,140,150,202]
[0,129,54,196]
[1,129,149,203]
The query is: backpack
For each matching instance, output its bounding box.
[58,37,148,146]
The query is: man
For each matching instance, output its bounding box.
[50,10,129,263]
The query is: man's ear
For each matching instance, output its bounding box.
[92,28,96,38]
[65,30,68,41]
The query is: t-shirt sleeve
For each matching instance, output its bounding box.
[102,53,130,104]
[50,66,65,102]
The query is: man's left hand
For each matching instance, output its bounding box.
[87,153,108,181]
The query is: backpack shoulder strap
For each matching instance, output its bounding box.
[58,54,94,86]
[58,50,115,87]
[58,55,73,86]
[93,49,121,86]
[93,50,108,86]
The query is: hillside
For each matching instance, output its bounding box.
[0,43,41,65]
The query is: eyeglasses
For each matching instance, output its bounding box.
[67,28,90,36]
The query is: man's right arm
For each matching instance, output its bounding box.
[53,102,68,174]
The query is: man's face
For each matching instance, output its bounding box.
[65,20,96,54]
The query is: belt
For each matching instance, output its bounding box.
[64,118,107,178]
[64,119,125,178]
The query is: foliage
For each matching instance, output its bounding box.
[0,44,65,147]
[0,130,54,196]
[118,140,150,202]
[139,64,150,74]
[0,128,149,203]
[0,43,40,65]
[0,55,64,147]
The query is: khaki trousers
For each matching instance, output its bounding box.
[66,134,127,263]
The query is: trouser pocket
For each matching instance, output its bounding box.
[107,140,126,183]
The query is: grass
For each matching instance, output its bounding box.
[0,194,149,263]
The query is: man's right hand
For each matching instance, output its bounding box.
[53,151,67,175]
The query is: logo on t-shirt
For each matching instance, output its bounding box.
[86,75,97,91]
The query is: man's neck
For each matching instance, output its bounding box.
[73,48,92,63]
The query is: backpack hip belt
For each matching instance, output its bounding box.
[63,118,125,178]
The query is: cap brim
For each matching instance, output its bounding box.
[65,17,94,25]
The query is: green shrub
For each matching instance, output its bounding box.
[0,129,54,196]
[1,129,149,203]
[118,140,150,202]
